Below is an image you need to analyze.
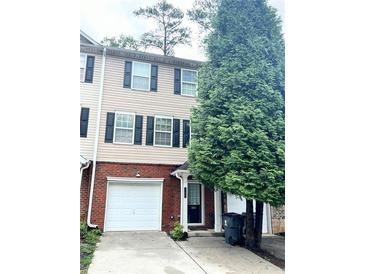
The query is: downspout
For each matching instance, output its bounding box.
[175,172,184,226]
[80,160,91,186]
[87,47,107,228]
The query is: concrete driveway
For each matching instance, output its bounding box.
[88,232,283,274]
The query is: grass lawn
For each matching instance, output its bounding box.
[80,222,102,273]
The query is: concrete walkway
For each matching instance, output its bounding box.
[177,237,283,274]
[261,234,285,260]
[88,232,283,274]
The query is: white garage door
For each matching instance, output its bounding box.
[227,193,269,233]
[105,181,163,231]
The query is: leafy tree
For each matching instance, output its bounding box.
[134,0,191,56]
[100,34,141,50]
[187,0,219,34]
[188,0,285,249]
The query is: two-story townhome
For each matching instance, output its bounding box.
[80,30,273,234]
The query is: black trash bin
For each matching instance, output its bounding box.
[223,212,245,245]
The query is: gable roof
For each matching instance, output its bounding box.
[80,30,100,46]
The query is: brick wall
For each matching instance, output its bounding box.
[85,162,184,231]
[271,205,285,233]
[80,164,92,221]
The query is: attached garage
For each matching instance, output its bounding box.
[104,177,164,232]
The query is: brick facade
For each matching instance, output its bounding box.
[80,164,92,221]
[80,161,215,232]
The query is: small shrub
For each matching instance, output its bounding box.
[85,229,101,245]
[80,222,88,239]
[170,222,186,241]
[80,255,93,268]
[80,243,96,255]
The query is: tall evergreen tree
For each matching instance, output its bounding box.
[100,34,141,50]
[134,0,191,56]
[188,0,285,249]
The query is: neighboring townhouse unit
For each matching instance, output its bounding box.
[80,30,273,233]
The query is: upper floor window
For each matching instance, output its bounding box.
[132,61,151,91]
[181,69,198,96]
[80,53,87,82]
[114,112,135,144]
[154,116,173,147]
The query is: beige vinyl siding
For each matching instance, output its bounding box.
[97,56,197,165]
[80,52,102,160]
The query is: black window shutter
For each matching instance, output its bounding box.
[146,116,155,145]
[85,56,95,83]
[150,65,158,91]
[173,119,180,147]
[183,120,190,148]
[134,115,143,145]
[80,108,89,138]
[123,61,132,88]
[174,68,181,95]
[105,112,115,143]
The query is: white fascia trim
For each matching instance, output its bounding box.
[80,30,101,46]
[107,177,165,183]
[171,169,190,176]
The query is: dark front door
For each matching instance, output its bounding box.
[188,183,202,224]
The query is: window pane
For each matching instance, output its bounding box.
[182,70,197,82]
[115,113,134,129]
[133,62,150,77]
[80,54,86,68]
[132,76,149,90]
[182,83,197,96]
[155,132,171,146]
[156,118,172,131]
[188,184,201,205]
[80,68,85,81]
[115,128,133,143]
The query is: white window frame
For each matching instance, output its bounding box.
[154,115,173,147]
[131,61,151,91]
[80,53,87,82]
[181,69,198,97]
[187,181,205,226]
[113,112,135,145]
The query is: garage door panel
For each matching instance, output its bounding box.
[105,182,162,231]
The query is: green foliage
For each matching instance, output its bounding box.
[80,222,88,239]
[188,0,285,207]
[134,0,191,56]
[80,243,96,255]
[84,228,101,245]
[100,34,141,50]
[80,255,93,268]
[188,0,219,33]
[170,222,184,241]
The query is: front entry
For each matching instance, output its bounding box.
[187,182,204,224]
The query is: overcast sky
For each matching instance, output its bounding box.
[80,0,284,61]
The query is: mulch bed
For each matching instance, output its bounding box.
[248,247,285,270]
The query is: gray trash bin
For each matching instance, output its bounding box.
[223,212,245,245]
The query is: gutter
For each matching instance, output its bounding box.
[80,160,91,186]
[86,47,107,228]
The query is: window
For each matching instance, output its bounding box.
[154,116,173,147]
[114,112,135,144]
[132,61,151,91]
[80,53,87,82]
[181,69,198,96]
